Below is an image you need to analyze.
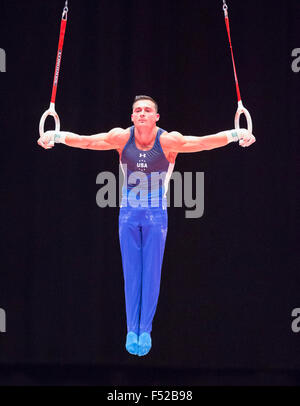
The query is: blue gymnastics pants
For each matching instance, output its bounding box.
[119,207,168,335]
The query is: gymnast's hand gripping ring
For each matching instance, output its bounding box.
[234,101,253,134]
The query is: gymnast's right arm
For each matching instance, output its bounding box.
[37,128,129,150]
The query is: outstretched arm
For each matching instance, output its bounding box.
[160,129,255,153]
[37,128,129,150]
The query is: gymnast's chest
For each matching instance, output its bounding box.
[121,145,166,173]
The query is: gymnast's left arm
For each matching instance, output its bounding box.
[160,129,256,153]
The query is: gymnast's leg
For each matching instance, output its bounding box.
[119,208,142,355]
[138,208,168,356]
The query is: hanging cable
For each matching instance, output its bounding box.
[39,1,69,142]
[222,1,253,134]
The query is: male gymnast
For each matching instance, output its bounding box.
[37,95,255,357]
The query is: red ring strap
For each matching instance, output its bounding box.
[224,14,241,102]
[50,17,67,104]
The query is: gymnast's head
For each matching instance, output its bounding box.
[132,95,158,113]
[131,95,160,126]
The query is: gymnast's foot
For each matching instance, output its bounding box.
[126,332,139,355]
[138,332,152,356]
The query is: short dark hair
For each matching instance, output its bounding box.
[132,95,158,112]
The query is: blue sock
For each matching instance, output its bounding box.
[126,332,139,355]
[138,333,152,356]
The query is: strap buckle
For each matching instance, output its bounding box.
[62,1,68,20]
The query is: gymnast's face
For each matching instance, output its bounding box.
[131,100,160,128]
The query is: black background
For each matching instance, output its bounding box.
[0,0,299,385]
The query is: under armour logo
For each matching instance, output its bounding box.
[139,153,146,158]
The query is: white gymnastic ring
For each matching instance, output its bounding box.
[39,103,60,138]
[234,101,253,134]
